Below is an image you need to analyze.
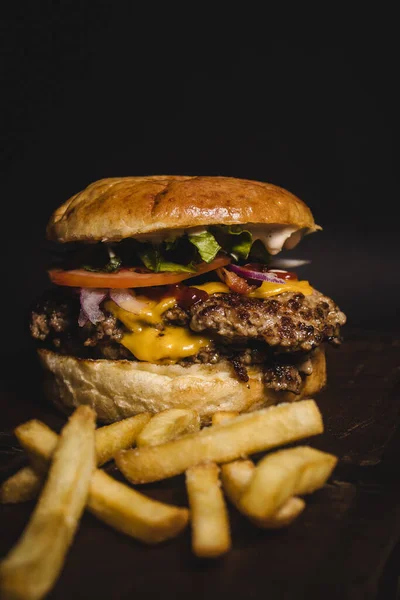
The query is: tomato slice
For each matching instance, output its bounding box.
[48,256,231,288]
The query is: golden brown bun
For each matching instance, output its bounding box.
[37,346,326,424]
[46,176,319,243]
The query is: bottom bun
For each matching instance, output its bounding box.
[37,347,327,423]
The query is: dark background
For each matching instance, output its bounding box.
[1,9,400,599]
[1,7,398,353]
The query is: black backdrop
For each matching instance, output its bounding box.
[1,7,398,354]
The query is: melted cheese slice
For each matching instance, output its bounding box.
[105,279,313,362]
[248,280,313,298]
[193,280,313,298]
[193,282,230,294]
[105,300,212,363]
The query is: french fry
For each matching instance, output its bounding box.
[220,460,305,528]
[14,419,189,544]
[221,459,255,492]
[95,413,151,465]
[262,496,306,527]
[136,409,200,447]
[0,466,43,504]
[116,400,323,484]
[214,411,305,528]
[2,414,151,504]
[211,411,239,426]
[212,413,305,527]
[0,406,96,600]
[293,450,338,495]
[186,462,231,558]
[89,470,189,544]
[15,420,58,474]
[239,446,337,520]
[15,413,151,470]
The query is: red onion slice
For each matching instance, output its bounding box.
[79,288,107,325]
[227,264,286,284]
[109,289,149,314]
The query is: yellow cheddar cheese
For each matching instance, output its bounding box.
[191,282,230,294]
[105,300,212,363]
[193,280,313,298]
[105,278,313,362]
[248,280,313,298]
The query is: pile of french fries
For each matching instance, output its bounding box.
[0,400,337,599]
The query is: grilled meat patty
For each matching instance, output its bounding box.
[186,291,346,352]
[30,287,345,392]
[30,290,131,360]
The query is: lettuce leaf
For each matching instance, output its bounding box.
[82,256,122,273]
[93,226,271,276]
[164,237,179,251]
[213,225,253,260]
[188,231,221,263]
[138,247,195,273]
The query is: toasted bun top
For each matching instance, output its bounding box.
[47,175,318,243]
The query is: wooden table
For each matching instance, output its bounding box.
[1,327,400,599]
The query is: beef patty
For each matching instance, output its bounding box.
[30,289,131,360]
[185,291,346,352]
[30,287,345,391]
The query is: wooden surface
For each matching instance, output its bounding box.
[1,327,400,600]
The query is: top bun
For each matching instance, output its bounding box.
[47,175,319,243]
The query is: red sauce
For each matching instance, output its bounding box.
[243,264,298,281]
[268,269,298,281]
[165,284,209,309]
[133,283,209,308]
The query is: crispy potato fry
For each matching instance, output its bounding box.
[0,466,43,504]
[261,496,306,527]
[137,409,200,447]
[0,406,96,600]
[15,414,151,470]
[211,412,304,528]
[3,414,151,504]
[15,419,189,544]
[186,462,231,557]
[221,458,255,491]
[220,460,305,528]
[293,451,338,495]
[239,446,337,520]
[210,412,305,526]
[89,470,189,544]
[95,413,151,465]
[116,400,323,484]
[211,411,240,426]
[15,420,58,474]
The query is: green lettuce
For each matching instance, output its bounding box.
[188,231,221,263]
[164,237,179,251]
[213,225,253,260]
[82,255,122,273]
[138,247,195,273]
[87,226,272,276]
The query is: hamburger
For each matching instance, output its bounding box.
[30,175,346,422]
